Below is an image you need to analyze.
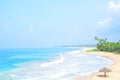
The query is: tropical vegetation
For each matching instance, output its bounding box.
[95,36,120,53]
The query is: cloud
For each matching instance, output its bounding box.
[97,18,112,26]
[108,0,120,12]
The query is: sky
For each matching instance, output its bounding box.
[0,0,120,48]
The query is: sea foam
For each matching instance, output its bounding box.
[40,54,65,67]
[0,50,112,80]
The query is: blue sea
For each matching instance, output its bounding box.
[0,47,112,80]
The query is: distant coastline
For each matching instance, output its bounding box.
[59,45,96,47]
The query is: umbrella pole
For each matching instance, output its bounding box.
[104,72,106,77]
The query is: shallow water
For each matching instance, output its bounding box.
[0,47,79,71]
[0,47,112,80]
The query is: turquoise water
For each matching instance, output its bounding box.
[0,47,80,71]
[0,47,112,80]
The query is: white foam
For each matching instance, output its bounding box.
[50,70,67,79]
[40,54,65,67]
[66,50,81,55]
[22,78,39,80]
[82,47,96,50]
[0,50,113,80]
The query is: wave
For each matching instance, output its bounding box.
[0,50,113,80]
[40,54,65,67]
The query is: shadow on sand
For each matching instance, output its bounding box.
[97,75,108,77]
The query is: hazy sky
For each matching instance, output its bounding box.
[0,0,120,48]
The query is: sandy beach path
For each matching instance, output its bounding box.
[74,51,120,80]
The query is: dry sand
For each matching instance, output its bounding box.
[74,50,120,80]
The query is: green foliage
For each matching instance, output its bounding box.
[86,49,100,52]
[95,36,120,53]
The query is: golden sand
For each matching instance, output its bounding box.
[74,51,120,80]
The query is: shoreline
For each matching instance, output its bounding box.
[74,50,120,80]
[0,48,118,80]
[0,49,112,80]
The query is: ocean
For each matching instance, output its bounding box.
[0,47,112,80]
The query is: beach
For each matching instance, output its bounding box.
[74,50,120,80]
[0,48,112,80]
